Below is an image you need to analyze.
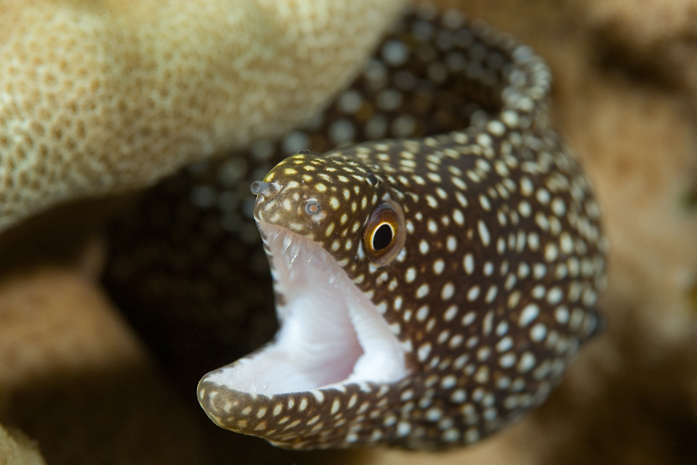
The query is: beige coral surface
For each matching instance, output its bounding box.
[0,425,45,465]
[0,259,213,465]
[0,0,407,232]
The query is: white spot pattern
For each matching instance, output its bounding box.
[197,6,606,452]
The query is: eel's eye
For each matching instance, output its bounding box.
[363,199,406,265]
[305,200,321,215]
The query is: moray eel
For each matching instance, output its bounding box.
[196,5,606,450]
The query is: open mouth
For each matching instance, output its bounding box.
[205,223,409,396]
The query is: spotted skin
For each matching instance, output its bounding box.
[197,5,606,451]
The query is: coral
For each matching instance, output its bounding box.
[0,425,45,465]
[0,263,213,465]
[0,0,407,232]
[580,0,697,44]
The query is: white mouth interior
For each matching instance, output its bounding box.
[207,224,409,395]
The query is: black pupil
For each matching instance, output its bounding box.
[372,224,394,251]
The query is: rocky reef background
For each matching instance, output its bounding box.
[1,0,697,464]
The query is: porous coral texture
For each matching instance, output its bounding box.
[0,0,407,232]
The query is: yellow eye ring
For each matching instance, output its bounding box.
[362,199,405,266]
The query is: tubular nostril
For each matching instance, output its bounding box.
[250,181,278,197]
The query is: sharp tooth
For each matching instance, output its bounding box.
[306,248,316,264]
[289,245,301,266]
[287,241,304,278]
[283,241,295,269]
[282,234,292,254]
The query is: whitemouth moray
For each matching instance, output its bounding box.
[197,5,607,450]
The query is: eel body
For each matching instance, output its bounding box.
[196,4,607,450]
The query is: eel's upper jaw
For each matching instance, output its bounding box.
[198,222,409,401]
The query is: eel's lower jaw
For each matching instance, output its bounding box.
[199,223,409,398]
